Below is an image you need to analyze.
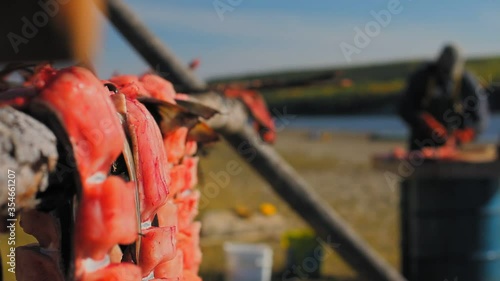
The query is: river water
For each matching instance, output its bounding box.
[286,114,500,143]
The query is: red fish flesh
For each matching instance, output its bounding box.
[164,127,189,165]
[139,73,176,104]
[177,222,202,274]
[126,98,170,222]
[35,66,125,179]
[156,203,178,229]
[154,250,183,280]
[139,226,177,277]
[75,177,137,260]
[81,263,142,281]
[175,190,200,232]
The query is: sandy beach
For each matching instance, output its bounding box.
[198,129,405,280]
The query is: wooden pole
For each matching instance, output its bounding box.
[199,92,406,281]
[101,1,407,280]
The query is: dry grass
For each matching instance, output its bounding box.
[198,130,403,280]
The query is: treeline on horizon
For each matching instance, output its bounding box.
[208,56,500,115]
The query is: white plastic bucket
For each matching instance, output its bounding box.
[224,242,273,281]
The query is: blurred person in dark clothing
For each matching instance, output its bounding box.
[399,44,489,150]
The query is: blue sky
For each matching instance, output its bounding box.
[95,1,500,80]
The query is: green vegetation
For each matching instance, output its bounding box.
[209,56,500,115]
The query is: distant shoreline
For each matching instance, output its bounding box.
[208,54,500,83]
[211,56,500,115]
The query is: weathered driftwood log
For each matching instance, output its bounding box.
[0,106,58,219]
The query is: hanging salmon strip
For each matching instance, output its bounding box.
[177,222,202,274]
[35,66,125,179]
[169,164,188,196]
[81,263,142,281]
[184,140,197,157]
[139,73,177,104]
[126,98,170,222]
[75,177,137,260]
[154,250,184,280]
[183,157,199,191]
[164,127,189,165]
[183,269,202,281]
[108,75,150,99]
[175,190,200,232]
[169,157,199,197]
[139,226,177,277]
[156,203,178,229]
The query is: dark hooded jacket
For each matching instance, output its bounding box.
[398,63,489,150]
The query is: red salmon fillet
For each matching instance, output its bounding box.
[183,269,202,281]
[224,88,276,143]
[177,222,202,274]
[108,75,149,99]
[154,250,184,279]
[175,190,200,232]
[35,66,125,179]
[169,164,188,197]
[81,263,142,281]
[157,203,178,229]
[126,98,171,222]
[139,73,176,103]
[183,157,199,191]
[75,177,137,260]
[139,226,177,277]
[164,127,189,165]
